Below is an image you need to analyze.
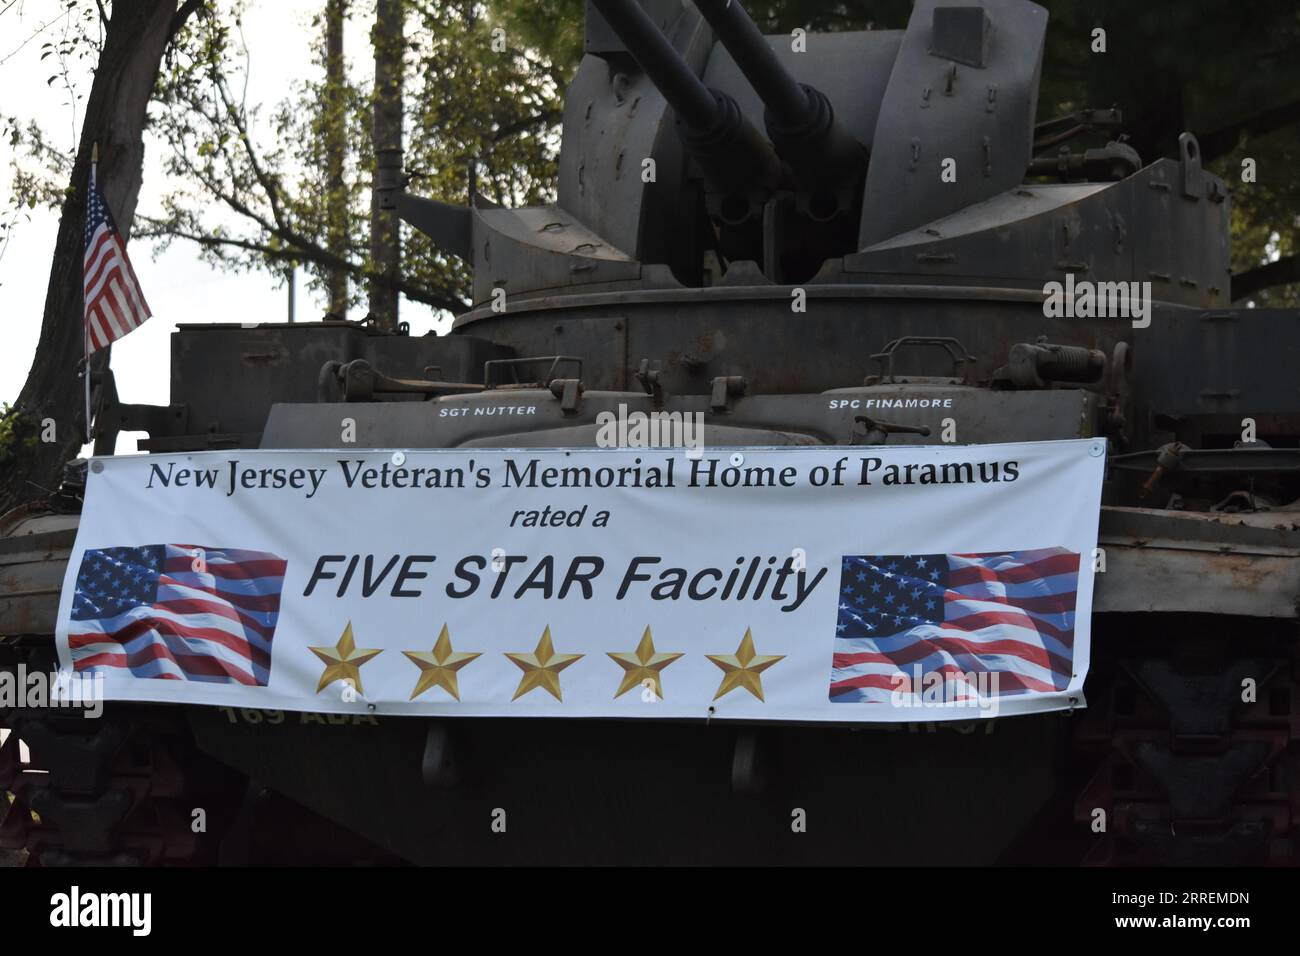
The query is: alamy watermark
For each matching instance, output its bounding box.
[0,665,104,718]
[889,666,1001,717]
[595,403,705,457]
[50,886,151,936]
[1043,273,1151,328]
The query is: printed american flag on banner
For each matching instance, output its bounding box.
[83,171,151,352]
[829,548,1081,703]
[68,545,285,685]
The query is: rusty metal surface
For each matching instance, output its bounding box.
[1095,506,1300,618]
[0,525,76,637]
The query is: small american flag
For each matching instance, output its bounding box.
[69,545,286,685]
[83,170,151,352]
[830,549,1080,703]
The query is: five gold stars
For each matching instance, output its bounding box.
[607,626,684,699]
[309,621,383,695]
[505,625,584,701]
[403,624,482,701]
[706,628,785,702]
[310,622,783,704]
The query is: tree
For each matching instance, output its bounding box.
[324,0,350,316]
[1030,0,1300,304]
[128,0,562,321]
[368,0,403,328]
[3,2,568,511]
[85,0,564,322]
[0,0,203,516]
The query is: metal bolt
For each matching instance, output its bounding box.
[392,451,406,466]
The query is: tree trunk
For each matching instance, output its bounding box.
[1232,253,1300,302]
[368,0,403,330]
[1199,99,1300,164]
[0,0,191,517]
[324,0,349,318]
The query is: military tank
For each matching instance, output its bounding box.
[2,0,1298,865]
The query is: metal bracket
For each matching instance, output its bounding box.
[549,378,584,414]
[635,359,665,407]
[91,366,189,456]
[709,375,747,412]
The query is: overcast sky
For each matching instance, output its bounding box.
[0,0,449,451]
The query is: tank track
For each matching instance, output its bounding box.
[0,642,242,866]
[1074,615,1300,865]
[6,618,1298,865]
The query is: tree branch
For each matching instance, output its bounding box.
[211,64,289,232]
[1232,253,1300,301]
[492,109,561,143]
[1199,98,1300,162]
[162,130,281,235]
[143,221,469,314]
[168,0,205,44]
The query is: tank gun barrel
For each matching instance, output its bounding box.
[589,0,781,218]
[693,0,808,120]
[692,0,866,191]
[592,0,718,127]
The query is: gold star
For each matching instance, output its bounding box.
[607,626,683,699]
[706,628,784,702]
[403,624,482,701]
[310,621,383,695]
[505,625,583,701]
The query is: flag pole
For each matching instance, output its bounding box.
[84,143,96,448]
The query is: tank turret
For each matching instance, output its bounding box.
[388,0,1225,302]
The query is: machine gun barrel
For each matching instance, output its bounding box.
[692,0,865,192]
[589,0,780,216]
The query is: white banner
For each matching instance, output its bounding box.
[56,440,1105,721]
